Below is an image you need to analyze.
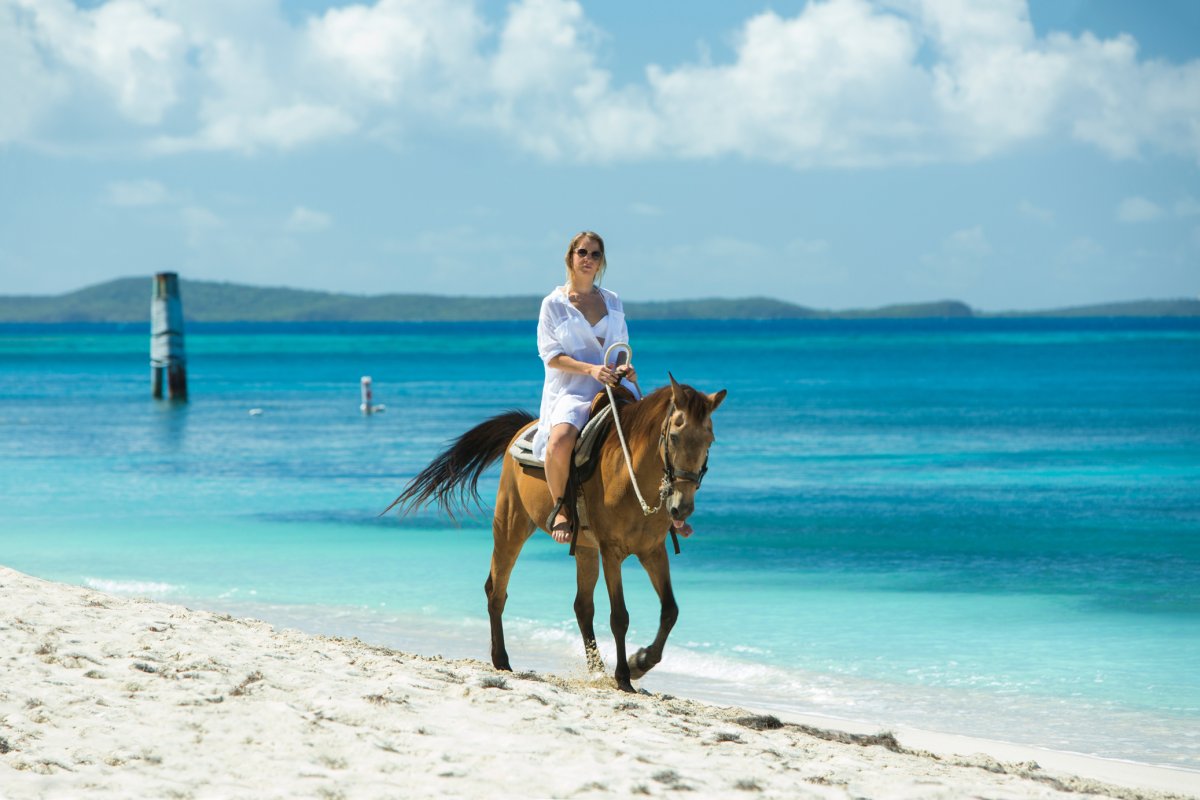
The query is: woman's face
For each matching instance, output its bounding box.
[571,236,604,280]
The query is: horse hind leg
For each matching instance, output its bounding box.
[627,545,678,682]
[573,546,606,674]
[485,486,535,672]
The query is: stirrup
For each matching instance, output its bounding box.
[546,496,581,554]
[545,496,569,533]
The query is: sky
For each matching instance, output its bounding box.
[1,0,1198,311]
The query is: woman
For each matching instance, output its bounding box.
[534,231,640,543]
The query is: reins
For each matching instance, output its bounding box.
[604,344,671,518]
[603,343,706,555]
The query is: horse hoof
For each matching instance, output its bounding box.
[626,648,651,681]
[616,678,636,693]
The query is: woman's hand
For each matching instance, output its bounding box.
[587,360,636,386]
[589,363,619,385]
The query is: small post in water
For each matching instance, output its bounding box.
[151,272,187,401]
[360,376,373,415]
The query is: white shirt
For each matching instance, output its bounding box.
[533,285,635,460]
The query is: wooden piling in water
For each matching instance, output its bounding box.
[151,272,187,401]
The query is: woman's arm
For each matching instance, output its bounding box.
[548,353,620,385]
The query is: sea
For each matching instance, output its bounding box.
[1,318,1197,772]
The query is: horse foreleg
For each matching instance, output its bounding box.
[627,545,678,681]
[600,547,634,692]
[573,546,605,673]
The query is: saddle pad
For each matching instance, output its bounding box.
[509,401,615,471]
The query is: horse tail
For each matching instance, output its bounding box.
[382,409,535,520]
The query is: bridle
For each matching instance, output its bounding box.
[658,400,709,490]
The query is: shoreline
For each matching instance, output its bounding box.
[2,564,1197,800]
[125,585,1200,775]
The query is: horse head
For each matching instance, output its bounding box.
[663,373,727,526]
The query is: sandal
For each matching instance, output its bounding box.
[548,518,573,544]
[545,497,574,544]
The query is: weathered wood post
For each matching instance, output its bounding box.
[151,272,187,401]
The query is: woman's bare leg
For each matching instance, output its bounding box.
[544,422,580,543]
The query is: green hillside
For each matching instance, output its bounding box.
[0,278,1196,322]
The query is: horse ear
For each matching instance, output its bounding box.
[668,372,685,406]
[708,389,727,412]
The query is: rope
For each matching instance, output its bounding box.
[603,343,669,517]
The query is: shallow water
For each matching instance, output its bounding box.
[1,318,1197,768]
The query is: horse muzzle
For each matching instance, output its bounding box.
[667,492,694,522]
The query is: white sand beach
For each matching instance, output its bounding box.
[2,564,1196,800]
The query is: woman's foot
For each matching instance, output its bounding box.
[549,513,573,544]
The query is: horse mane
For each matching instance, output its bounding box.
[613,383,711,451]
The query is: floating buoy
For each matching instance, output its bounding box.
[361,376,373,415]
[360,377,385,414]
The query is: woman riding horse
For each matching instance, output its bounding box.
[535,231,641,543]
[388,231,726,691]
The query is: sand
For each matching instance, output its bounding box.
[2,565,1197,800]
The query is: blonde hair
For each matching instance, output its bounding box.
[564,231,606,287]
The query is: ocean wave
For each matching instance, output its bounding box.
[84,577,178,596]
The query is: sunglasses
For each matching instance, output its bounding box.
[574,248,603,260]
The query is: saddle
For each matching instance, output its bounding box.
[508,386,635,481]
[509,386,635,546]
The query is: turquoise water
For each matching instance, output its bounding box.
[1,319,1198,769]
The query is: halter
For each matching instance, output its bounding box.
[659,400,709,489]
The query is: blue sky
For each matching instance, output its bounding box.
[1,0,1197,311]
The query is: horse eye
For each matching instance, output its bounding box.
[669,432,680,443]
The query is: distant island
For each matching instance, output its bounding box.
[0,277,1197,323]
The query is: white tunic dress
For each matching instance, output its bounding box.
[532,286,636,461]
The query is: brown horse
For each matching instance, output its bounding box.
[387,375,726,692]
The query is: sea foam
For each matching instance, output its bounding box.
[84,577,178,596]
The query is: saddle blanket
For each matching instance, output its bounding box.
[509,400,615,473]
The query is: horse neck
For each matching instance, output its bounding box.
[607,390,669,483]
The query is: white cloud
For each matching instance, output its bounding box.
[2,0,1198,165]
[0,2,70,143]
[647,1,935,166]
[914,225,992,290]
[785,238,831,257]
[1175,196,1200,217]
[181,205,223,247]
[151,104,357,154]
[12,0,185,125]
[1063,236,1104,263]
[947,226,992,257]
[485,0,659,160]
[1018,199,1054,223]
[286,206,332,233]
[306,0,484,105]
[106,179,168,207]
[1116,196,1164,223]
